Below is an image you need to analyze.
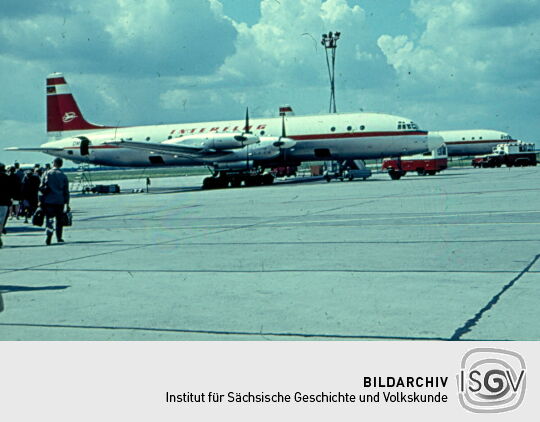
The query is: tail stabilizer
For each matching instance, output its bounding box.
[47,72,114,135]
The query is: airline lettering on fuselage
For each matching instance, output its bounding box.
[169,124,267,135]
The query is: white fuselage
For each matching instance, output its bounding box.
[43,112,438,167]
[432,129,516,157]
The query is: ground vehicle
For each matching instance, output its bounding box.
[472,142,537,168]
[382,145,448,180]
[323,160,372,182]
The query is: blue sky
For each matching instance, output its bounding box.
[1,0,539,165]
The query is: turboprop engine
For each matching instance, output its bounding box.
[164,133,260,151]
[213,137,297,165]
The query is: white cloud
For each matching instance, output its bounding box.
[217,0,369,87]
[378,0,540,86]
[0,0,237,76]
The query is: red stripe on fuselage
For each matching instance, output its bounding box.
[291,130,427,141]
[446,139,515,145]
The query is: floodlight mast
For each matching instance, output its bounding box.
[321,31,340,113]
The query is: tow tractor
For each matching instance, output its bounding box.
[472,141,537,168]
[382,145,448,180]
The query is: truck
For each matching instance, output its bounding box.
[382,145,448,180]
[471,142,537,168]
[323,159,372,182]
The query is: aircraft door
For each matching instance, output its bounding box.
[79,137,90,156]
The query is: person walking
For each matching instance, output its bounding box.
[0,163,17,248]
[6,166,21,220]
[21,168,41,223]
[40,158,70,245]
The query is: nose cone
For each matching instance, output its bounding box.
[427,133,444,152]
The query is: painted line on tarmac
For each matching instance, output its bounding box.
[1,268,538,274]
[0,322,448,341]
[61,221,540,231]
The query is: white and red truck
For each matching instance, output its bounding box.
[382,145,448,180]
[472,142,537,168]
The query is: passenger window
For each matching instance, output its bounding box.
[146,136,151,141]
[331,127,336,132]
[260,130,265,135]
[347,126,352,131]
[360,125,365,130]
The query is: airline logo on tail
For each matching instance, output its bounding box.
[62,112,78,123]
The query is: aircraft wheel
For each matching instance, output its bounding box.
[388,170,403,180]
[202,177,216,189]
[245,176,260,187]
[230,177,242,188]
[428,170,436,175]
[262,174,274,185]
[417,169,425,176]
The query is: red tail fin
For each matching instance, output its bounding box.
[46,72,113,134]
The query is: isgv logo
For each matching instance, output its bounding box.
[458,348,526,413]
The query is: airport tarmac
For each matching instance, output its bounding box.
[0,166,539,340]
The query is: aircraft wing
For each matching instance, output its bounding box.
[106,140,233,158]
[5,146,65,152]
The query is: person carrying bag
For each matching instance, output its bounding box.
[39,158,70,245]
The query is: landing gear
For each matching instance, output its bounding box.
[262,173,275,185]
[202,171,274,189]
[202,175,229,189]
[388,169,406,180]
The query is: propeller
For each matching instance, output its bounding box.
[273,113,295,148]
[233,107,252,145]
[272,113,296,165]
[244,107,252,134]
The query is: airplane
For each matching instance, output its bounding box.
[431,129,517,157]
[7,73,443,189]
